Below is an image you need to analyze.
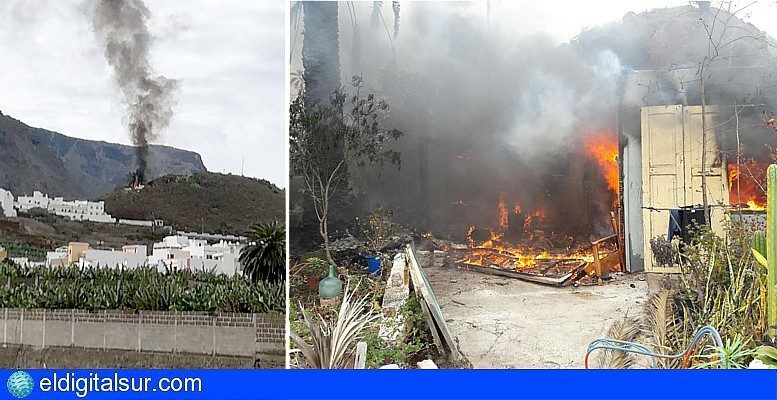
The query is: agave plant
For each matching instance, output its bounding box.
[693,335,757,369]
[291,282,380,368]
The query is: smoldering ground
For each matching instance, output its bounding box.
[292,2,777,238]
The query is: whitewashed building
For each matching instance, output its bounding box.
[148,235,242,276]
[15,191,49,211]
[47,197,116,223]
[0,188,17,218]
[46,246,69,268]
[15,191,116,223]
[78,248,147,269]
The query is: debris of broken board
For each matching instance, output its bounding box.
[405,243,466,363]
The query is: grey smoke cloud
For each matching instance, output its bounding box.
[86,0,179,180]
[298,2,777,235]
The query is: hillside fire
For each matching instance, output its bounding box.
[130,169,146,190]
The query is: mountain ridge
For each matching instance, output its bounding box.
[0,111,207,199]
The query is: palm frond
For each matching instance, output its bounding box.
[642,289,684,368]
[595,315,641,369]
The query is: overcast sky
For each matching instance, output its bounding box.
[493,1,777,43]
[2,1,775,191]
[0,0,286,186]
[291,1,777,68]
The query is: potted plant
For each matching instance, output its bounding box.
[358,208,397,276]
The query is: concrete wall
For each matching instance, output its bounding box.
[0,345,256,369]
[1,309,284,368]
[118,219,154,227]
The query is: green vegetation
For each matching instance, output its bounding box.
[0,240,47,262]
[239,220,286,283]
[766,164,777,329]
[694,335,757,369]
[289,78,402,265]
[362,296,428,369]
[617,223,767,369]
[0,261,284,313]
[104,172,284,235]
[291,283,380,368]
[677,225,765,346]
[357,208,400,254]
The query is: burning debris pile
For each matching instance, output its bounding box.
[452,195,621,285]
[86,0,178,187]
[445,131,623,285]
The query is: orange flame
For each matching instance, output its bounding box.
[523,209,547,231]
[498,193,509,229]
[728,163,767,210]
[459,194,604,272]
[585,132,619,204]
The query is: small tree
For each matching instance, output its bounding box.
[290,77,402,265]
[240,220,286,283]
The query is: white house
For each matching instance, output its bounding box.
[148,235,242,276]
[47,197,116,223]
[46,246,69,268]
[78,248,147,269]
[15,191,49,211]
[0,188,17,218]
[15,191,116,223]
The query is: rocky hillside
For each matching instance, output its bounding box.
[0,111,206,198]
[104,172,285,235]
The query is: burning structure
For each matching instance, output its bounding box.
[291,3,777,283]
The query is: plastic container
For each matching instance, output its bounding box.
[365,255,381,276]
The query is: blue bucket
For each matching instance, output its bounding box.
[365,255,381,276]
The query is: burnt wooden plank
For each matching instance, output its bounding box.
[406,243,463,362]
[458,261,585,286]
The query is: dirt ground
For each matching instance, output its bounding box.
[426,263,649,368]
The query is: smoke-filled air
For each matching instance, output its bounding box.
[291,2,777,238]
[86,0,178,183]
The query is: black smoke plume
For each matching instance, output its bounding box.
[86,0,178,182]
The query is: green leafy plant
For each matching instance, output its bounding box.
[693,335,757,369]
[755,345,777,367]
[766,164,777,332]
[0,261,284,313]
[239,220,286,283]
[677,225,765,346]
[289,77,403,265]
[363,296,429,368]
[358,208,398,254]
[304,257,329,278]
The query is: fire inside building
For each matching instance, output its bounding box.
[351,66,777,285]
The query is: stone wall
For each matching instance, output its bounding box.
[0,308,285,368]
